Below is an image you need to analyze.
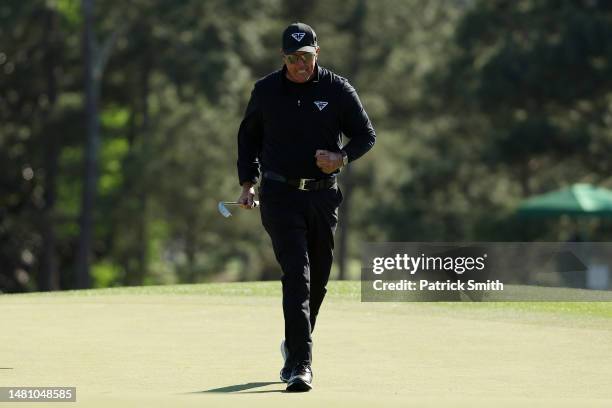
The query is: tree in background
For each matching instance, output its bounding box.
[2,0,612,292]
[0,1,81,291]
[375,0,612,242]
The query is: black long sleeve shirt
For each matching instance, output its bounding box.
[237,64,376,185]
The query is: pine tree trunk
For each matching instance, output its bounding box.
[40,7,60,291]
[75,0,99,289]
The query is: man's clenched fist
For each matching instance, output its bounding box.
[315,150,343,174]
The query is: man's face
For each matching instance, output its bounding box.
[283,48,319,83]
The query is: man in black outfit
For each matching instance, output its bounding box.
[236,22,375,392]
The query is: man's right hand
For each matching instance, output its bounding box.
[238,183,256,209]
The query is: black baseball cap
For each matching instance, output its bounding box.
[282,22,318,54]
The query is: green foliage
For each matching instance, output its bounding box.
[54,0,81,26]
[91,260,121,288]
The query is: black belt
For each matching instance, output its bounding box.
[263,171,336,191]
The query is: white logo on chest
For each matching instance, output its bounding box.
[291,32,306,42]
[314,101,328,111]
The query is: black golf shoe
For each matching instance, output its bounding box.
[286,364,312,392]
[280,340,292,383]
[280,366,292,383]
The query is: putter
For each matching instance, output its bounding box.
[217,201,259,218]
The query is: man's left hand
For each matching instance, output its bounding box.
[315,150,343,174]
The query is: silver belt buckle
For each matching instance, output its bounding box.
[298,178,313,190]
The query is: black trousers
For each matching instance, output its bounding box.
[259,178,342,367]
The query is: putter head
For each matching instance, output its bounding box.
[218,201,232,218]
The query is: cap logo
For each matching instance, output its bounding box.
[291,32,306,42]
[314,101,328,111]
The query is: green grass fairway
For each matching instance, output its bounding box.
[1,282,612,407]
